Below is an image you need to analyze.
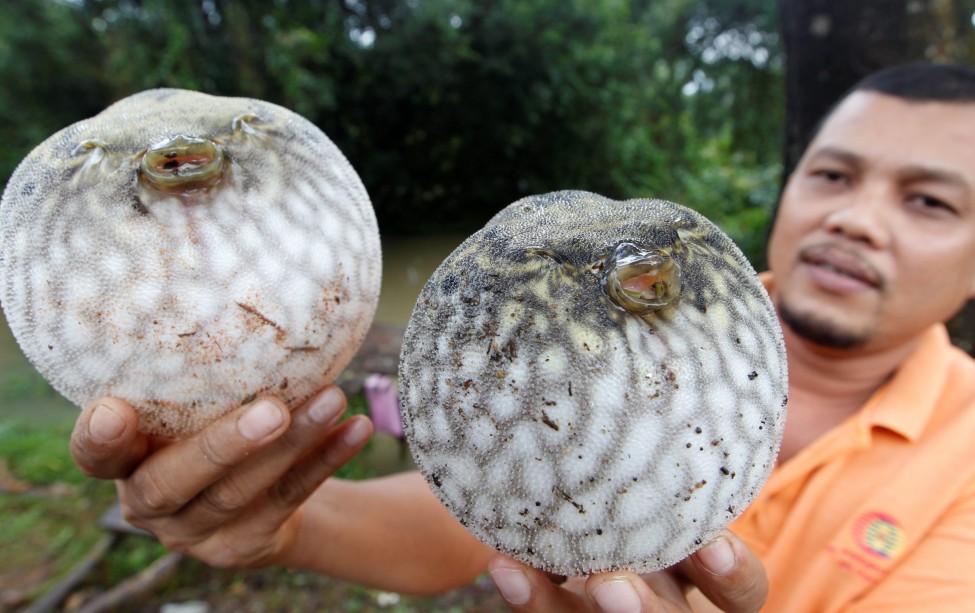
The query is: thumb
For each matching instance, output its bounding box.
[678,530,768,613]
[70,397,150,479]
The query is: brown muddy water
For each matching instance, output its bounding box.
[0,233,467,426]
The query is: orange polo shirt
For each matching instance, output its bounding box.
[723,315,975,610]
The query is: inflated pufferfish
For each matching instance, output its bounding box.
[399,190,787,575]
[0,89,380,437]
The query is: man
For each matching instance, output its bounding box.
[722,61,975,611]
[69,61,975,612]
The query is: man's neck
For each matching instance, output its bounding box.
[776,323,920,464]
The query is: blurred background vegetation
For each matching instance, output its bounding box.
[4,1,972,262]
[0,0,788,264]
[3,1,974,261]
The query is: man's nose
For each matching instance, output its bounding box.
[823,182,892,248]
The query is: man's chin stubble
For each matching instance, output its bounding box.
[777,300,869,350]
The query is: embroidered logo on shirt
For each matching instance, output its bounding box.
[825,510,908,584]
[853,511,906,560]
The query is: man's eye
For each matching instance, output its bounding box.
[816,170,846,182]
[909,194,956,215]
[808,169,849,186]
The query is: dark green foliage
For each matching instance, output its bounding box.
[0,0,785,263]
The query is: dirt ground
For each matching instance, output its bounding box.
[0,472,510,613]
[91,555,508,613]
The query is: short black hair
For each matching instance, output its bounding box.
[851,61,975,103]
[800,62,975,159]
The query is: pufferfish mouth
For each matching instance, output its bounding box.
[800,244,883,289]
[139,135,226,192]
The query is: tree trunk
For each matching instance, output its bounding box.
[777,0,932,174]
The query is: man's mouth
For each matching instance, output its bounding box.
[800,245,882,290]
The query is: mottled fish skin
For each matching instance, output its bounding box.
[0,89,380,437]
[399,190,787,576]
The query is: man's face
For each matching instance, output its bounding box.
[768,91,975,352]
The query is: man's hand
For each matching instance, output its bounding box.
[69,386,372,568]
[488,530,767,612]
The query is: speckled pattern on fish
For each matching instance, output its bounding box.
[399,190,787,575]
[0,89,380,436]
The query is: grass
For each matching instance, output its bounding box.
[0,418,120,607]
[0,419,88,485]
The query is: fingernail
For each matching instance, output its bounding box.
[237,399,284,441]
[592,578,641,613]
[307,387,344,424]
[341,417,372,447]
[697,535,736,575]
[490,567,531,606]
[89,404,126,443]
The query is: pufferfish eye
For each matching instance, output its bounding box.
[69,139,113,184]
[231,113,266,137]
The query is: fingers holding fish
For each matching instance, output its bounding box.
[121,396,292,522]
[489,530,768,612]
[674,530,768,613]
[489,554,672,613]
[166,388,366,531]
[87,387,370,568]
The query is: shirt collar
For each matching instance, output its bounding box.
[864,324,951,441]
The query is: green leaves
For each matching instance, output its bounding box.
[1,0,785,263]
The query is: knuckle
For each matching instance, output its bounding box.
[266,444,343,509]
[732,576,768,612]
[157,533,199,556]
[201,546,248,568]
[137,483,174,515]
[269,444,344,507]
[715,567,767,613]
[142,518,208,555]
[119,503,150,531]
[200,551,235,569]
[197,535,266,568]
[196,427,238,470]
[268,469,310,508]
[152,531,184,552]
[273,425,310,457]
[310,441,344,472]
[199,476,249,514]
[129,466,186,516]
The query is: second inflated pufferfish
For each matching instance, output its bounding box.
[399,190,788,576]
